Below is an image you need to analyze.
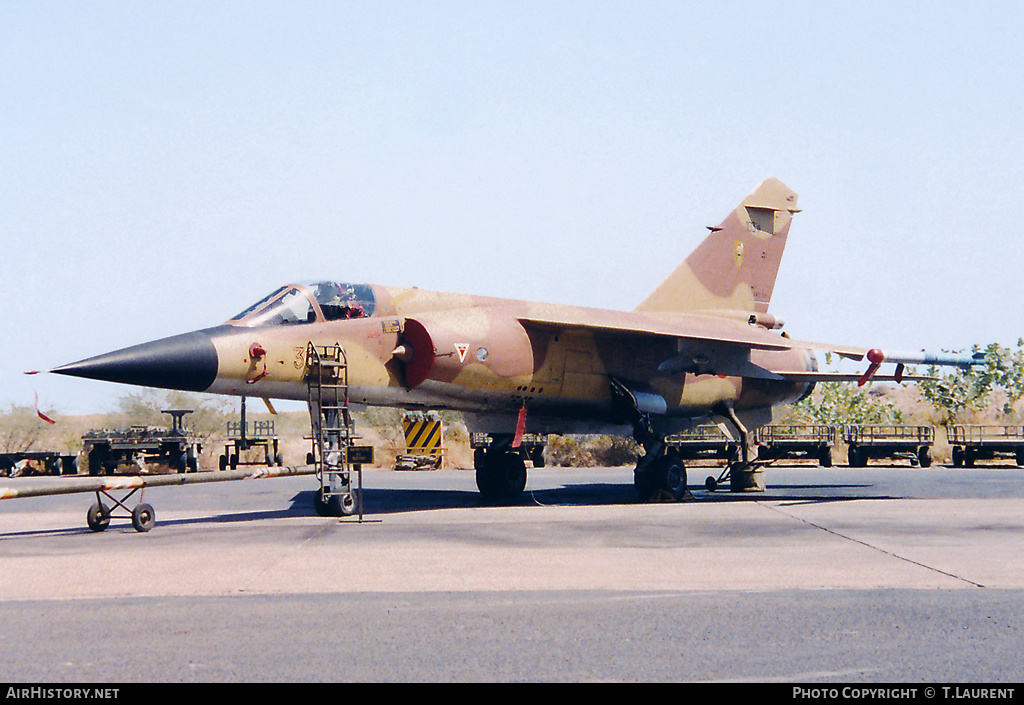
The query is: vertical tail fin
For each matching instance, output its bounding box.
[634,178,799,315]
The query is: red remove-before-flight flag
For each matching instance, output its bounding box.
[34,393,56,425]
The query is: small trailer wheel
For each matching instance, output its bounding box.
[87,502,111,532]
[131,503,156,533]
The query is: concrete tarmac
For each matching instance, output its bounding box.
[1,464,1022,682]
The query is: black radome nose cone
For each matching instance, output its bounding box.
[52,328,220,393]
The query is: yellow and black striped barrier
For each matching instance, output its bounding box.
[403,417,443,458]
[397,415,444,470]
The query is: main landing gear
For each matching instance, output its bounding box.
[631,403,767,501]
[474,435,529,502]
[633,445,690,502]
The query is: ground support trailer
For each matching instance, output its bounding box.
[947,425,1024,467]
[219,397,283,470]
[754,425,836,467]
[664,425,740,463]
[843,425,934,467]
[471,432,547,469]
[0,451,78,477]
[82,410,202,476]
[661,425,742,493]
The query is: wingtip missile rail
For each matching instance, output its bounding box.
[858,349,986,386]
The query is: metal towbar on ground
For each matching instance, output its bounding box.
[0,465,321,533]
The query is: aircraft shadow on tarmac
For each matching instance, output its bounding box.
[0,478,899,539]
[285,482,897,517]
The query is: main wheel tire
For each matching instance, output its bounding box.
[636,456,687,501]
[634,469,658,501]
[659,456,688,500]
[476,450,527,501]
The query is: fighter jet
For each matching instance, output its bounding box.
[49,178,981,503]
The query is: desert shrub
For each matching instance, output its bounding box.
[545,434,640,467]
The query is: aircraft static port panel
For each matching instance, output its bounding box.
[228,282,377,327]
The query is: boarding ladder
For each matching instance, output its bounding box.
[305,342,362,518]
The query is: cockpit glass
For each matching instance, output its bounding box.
[230,286,287,322]
[240,288,316,326]
[228,281,376,327]
[308,281,376,321]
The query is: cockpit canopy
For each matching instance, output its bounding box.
[228,282,376,327]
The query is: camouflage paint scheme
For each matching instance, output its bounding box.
[57,179,845,434]
[227,180,849,434]
[51,178,978,500]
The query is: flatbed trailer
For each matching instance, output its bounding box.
[219,397,283,470]
[220,419,283,469]
[663,425,739,462]
[947,425,1024,467]
[0,451,78,477]
[843,425,934,467]
[82,410,202,475]
[754,425,835,466]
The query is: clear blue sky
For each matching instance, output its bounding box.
[3,1,1022,414]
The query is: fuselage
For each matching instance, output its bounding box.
[55,281,815,436]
